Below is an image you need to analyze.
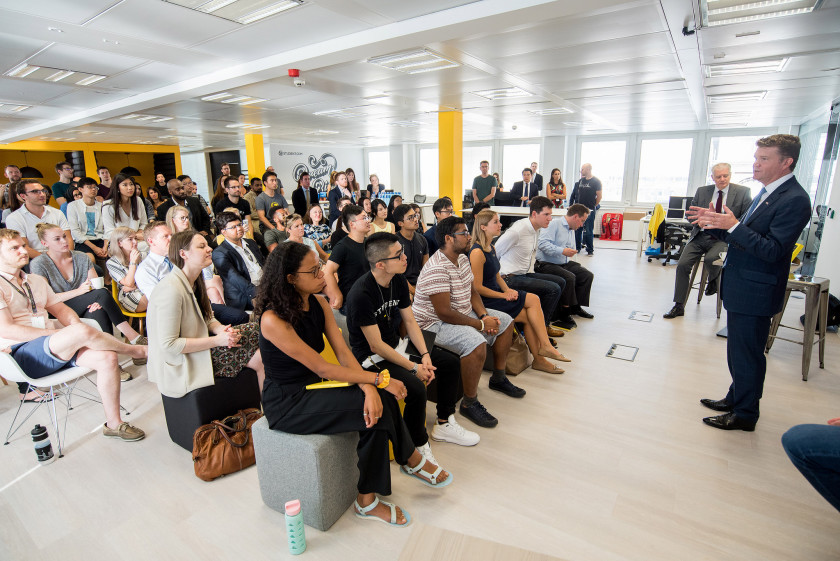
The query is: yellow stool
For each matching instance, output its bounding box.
[111,281,146,335]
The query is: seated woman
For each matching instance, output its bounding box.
[386,195,403,226]
[102,173,148,241]
[29,224,147,377]
[265,206,289,252]
[147,230,264,395]
[148,184,168,214]
[255,242,451,527]
[165,205,226,306]
[303,204,331,247]
[106,227,148,313]
[408,203,427,233]
[469,209,570,374]
[284,214,328,261]
[369,199,395,235]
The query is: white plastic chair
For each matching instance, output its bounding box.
[1,319,126,457]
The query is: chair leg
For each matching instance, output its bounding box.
[716,290,722,319]
[697,264,708,304]
[686,261,699,304]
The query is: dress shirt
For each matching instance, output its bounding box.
[226,239,262,285]
[728,173,793,233]
[537,216,575,265]
[495,217,539,276]
[713,185,729,212]
[4,205,70,252]
[135,252,174,298]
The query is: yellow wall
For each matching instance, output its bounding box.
[0,149,71,182]
[94,152,157,195]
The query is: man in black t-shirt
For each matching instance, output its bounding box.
[346,233,476,452]
[569,163,602,255]
[213,176,252,225]
[393,204,428,296]
[324,204,371,313]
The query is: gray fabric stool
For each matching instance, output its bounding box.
[251,416,359,531]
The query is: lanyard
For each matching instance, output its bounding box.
[1,274,38,315]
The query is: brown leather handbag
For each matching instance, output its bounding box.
[192,408,263,481]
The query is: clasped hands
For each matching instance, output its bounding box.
[215,325,242,348]
[686,202,739,231]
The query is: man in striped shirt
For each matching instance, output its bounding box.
[413,216,524,430]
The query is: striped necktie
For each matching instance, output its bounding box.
[742,188,766,222]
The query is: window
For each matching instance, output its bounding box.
[579,140,625,202]
[367,150,390,190]
[419,147,439,197]
[502,143,540,189]
[636,138,694,204]
[462,145,493,192]
[808,132,828,201]
[707,135,763,197]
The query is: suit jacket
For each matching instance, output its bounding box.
[719,176,811,317]
[327,186,344,224]
[156,197,211,233]
[146,267,221,398]
[211,238,265,310]
[510,181,540,207]
[687,183,752,243]
[533,173,543,192]
[292,186,319,216]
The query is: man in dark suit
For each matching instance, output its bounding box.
[155,178,212,236]
[530,162,543,192]
[664,163,752,318]
[688,134,812,431]
[211,211,265,311]
[291,171,319,216]
[510,168,540,208]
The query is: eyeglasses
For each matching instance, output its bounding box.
[439,209,453,216]
[354,215,371,223]
[60,167,73,171]
[404,214,419,221]
[297,261,325,276]
[25,189,47,195]
[223,223,244,231]
[452,231,471,237]
[378,249,405,263]
[174,215,190,222]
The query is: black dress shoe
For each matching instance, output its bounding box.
[663,304,684,319]
[488,377,526,398]
[700,398,732,412]
[702,412,756,432]
[572,307,595,319]
[705,280,718,296]
[552,317,577,331]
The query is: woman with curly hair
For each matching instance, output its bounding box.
[255,242,452,528]
[546,168,566,209]
[303,204,331,247]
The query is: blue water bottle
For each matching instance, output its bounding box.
[285,499,306,555]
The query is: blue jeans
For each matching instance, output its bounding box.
[782,424,840,513]
[575,210,597,254]
[504,273,564,323]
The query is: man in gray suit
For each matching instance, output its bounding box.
[664,163,752,318]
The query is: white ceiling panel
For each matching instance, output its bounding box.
[0,0,116,25]
[0,79,77,105]
[349,0,480,21]
[30,44,146,76]
[0,32,51,71]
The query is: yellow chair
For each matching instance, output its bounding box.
[111,280,147,335]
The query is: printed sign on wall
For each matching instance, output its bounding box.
[269,144,363,197]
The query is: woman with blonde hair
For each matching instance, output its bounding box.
[469,210,570,374]
[284,213,328,261]
[106,226,148,313]
[303,204,332,246]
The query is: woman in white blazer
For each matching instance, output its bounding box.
[146,229,263,398]
[102,173,148,241]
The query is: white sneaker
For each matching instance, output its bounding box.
[416,442,439,467]
[430,414,480,446]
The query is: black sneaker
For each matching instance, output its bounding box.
[552,317,577,331]
[572,307,594,319]
[459,400,498,428]
[488,377,526,398]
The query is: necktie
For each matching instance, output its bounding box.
[163,256,174,271]
[715,190,723,213]
[742,188,766,223]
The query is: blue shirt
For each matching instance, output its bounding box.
[537,216,575,265]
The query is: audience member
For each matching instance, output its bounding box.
[1,164,22,208]
[106,227,148,314]
[367,174,384,198]
[6,180,73,258]
[386,195,403,226]
[264,206,289,252]
[412,216,521,429]
[291,171,318,216]
[0,227,146,438]
[155,178,212,236]
[495,196,568,330]
[327,171,352,224]
[346,232,473,450]
[536,203,595,323]
[423,197,454,256]
[284,214,328,261]
[361,197,373,220]
[243,176,263,234]
[165,206,226,306]
[153,173,169,195]
[147,230,264,395]
[183,175,213,220]
[67,177,108,263]
[409,203,427,233]
[51,161,75,206]
[213,175,251,222]
[102,173,148,240]
[303,204,332,247]
[493,172,503,191]
[324,204,371,312]
[255,242,449,528]
[346,168,362,201]
[96,166,113,201]
[210,174,229,209]
[782,418,840,513]
[370,199,395,235]
[470,209,570,374]
[546,168,566,208]
[256,170,288,234]
[568,163,602,256]
[148,184,168,213]
[393,204,428,296]
[471,160,497,205]
[60,186,82,216]
[530,162,544,192]
[510,167,540,208]
[212,212,264,311]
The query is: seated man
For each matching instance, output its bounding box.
[323,204,372,313]
[264,206,289,252]
[393,204,429,297]
[346,232,476,448]
[423,197,453,256]
[66,177,109,266]
[6,180,73,258]
[212,176,252,225]
[0,228,146,440]
[135,222,248,325]
[664,163,752,318]
[413,216,522,429]
[536,203,595,321]
[212,212,264,311]
[494,197,568,333]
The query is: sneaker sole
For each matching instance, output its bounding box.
[488,385,526,399]
[429,433,480,446]
[458,411,499,429]
[103,433,145,442]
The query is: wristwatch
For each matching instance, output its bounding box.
[376,369,391,389]
[408,363,418,375]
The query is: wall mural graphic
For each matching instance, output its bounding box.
[291,152,337,194]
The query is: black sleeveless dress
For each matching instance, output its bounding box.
[471,243,526,318]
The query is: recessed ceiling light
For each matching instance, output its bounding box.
[197,0,238,13]
[237,1,303,24]
[136,115,157,121]
[47,27,64,33]
[120,114,141,120]
[527,107,574,116]
[220,95,254,104]
[165,0,303,24]
[471,87,533,101]
[705,58,788,77]
[202,92,234,101]
[701,0,819,26]
[709,111,751,126]
[45,70,75,82]
[237,97,267,105]
[368,49,459,75]
[390,120,423,127]
[305,130,339,135]
[152,117,173,122]
[225,123,270,129]
[76,75,106,86]
[313,107,366,119]
[11,105,30,112]
[708,91,767,103]
[6,64,41,78]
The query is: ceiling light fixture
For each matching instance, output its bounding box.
[11,105,31,112]
[368,49,459,75]
[471,87,534,101]
[220,95,255,104]
[527,107,574,116]
[45,70,75,82]
[705,58,788,77]
[202,92,234,101]
[6,64,41,78]
[197,0,238,13]
[313,107,366,119]
[76,75,106,86]
[700,0,820,27]
[390,120,423,127]
[237,0,303,24]
[305,130,339,135]
[708,91,767,103]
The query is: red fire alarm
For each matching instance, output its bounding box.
[288,69,300,77]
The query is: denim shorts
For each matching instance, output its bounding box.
[10,336,77,379]
[425,309,513,357]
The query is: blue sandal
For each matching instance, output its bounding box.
[354,497,411,527]
[400,459,454,488]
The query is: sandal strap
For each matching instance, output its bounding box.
[355,497,380,515]
[405,461,444,484]
[379,500,398,524]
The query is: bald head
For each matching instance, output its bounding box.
[580,163,592,179]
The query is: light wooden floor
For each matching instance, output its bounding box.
[1,240,838,561]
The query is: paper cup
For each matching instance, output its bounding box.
[90,277,105,290]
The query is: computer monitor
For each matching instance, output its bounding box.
[667,196,692,219]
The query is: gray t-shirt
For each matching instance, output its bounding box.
[472,175,497,204]
[29,251,92,293]
[264,228,289,247]
[256,191,288,215]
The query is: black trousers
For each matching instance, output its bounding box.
[365,346,461,445]
[535,260,594,308]
[265,382,415,496]
[211,303,249,326]
[724,311,771,422]
[64,288,128,334]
